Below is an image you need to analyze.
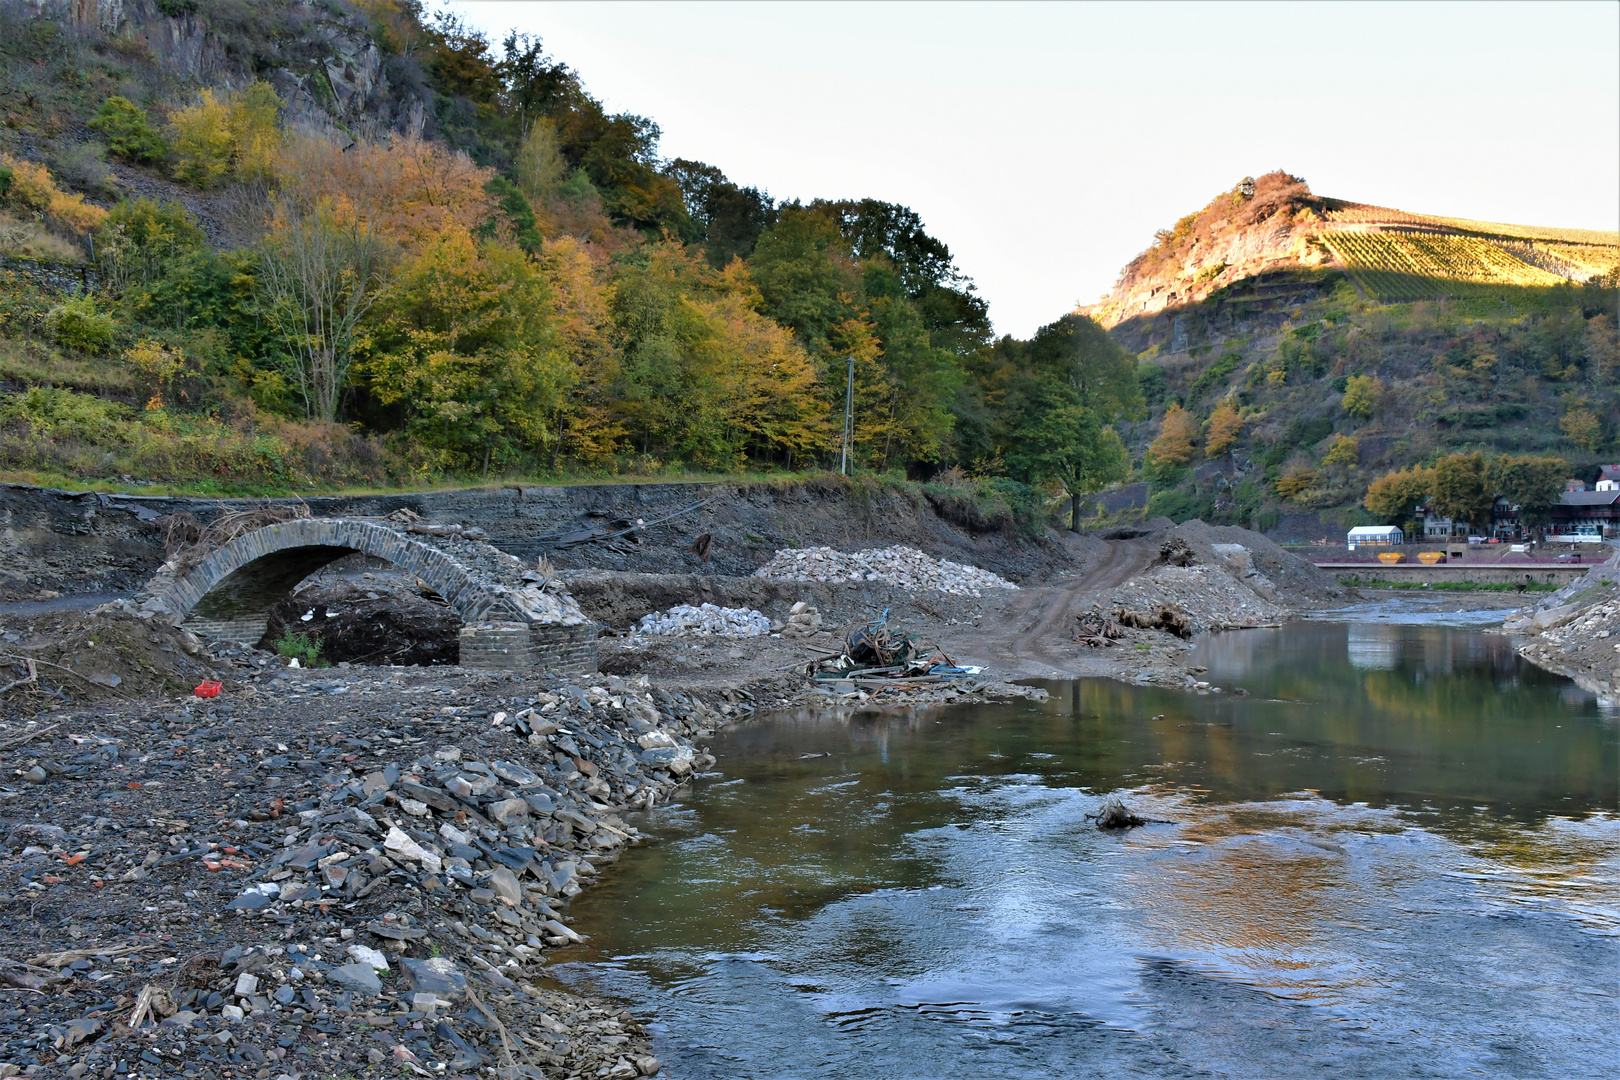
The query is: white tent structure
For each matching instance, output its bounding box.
[1348,525,1404,549]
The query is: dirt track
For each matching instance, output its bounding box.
[948,539,1159,678]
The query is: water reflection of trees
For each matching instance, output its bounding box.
[1063,635,1615,830]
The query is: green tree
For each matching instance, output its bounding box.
[1004,314,1142,529]
[360,233,572,470]
[1430,452,1492,529]
[1486,455,1567,532]
[88,97,167,164]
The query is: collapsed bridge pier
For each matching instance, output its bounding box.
[133,517,597,674]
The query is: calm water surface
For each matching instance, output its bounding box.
[557,622,1619,1078]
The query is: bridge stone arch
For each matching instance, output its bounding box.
[138,518,595,673]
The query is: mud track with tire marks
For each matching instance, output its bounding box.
[950,539,1158,679]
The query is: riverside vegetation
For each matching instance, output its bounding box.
[0,2,1613,533]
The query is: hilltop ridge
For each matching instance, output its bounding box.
[1083,171,1619,330]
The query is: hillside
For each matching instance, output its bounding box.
[1082,172,1619,537]
[1083,171,1619,329]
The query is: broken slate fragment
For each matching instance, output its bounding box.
[226,892,273,911]
[490,760,540,787]
[383,825,443,874]
[327,962,382,997]
[400,957,466,1001]
[488,867,522,906]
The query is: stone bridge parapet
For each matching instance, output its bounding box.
[135,518,594,674]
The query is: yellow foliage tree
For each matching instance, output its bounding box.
[539,236,623,463]
[1363,465,1434,522]
[1274,466,1318,503]
[274,133,493,251]
[1341,374,1385,419]
[1203,401,1243,458]
[0,154,107,233]
[1321,434,1359,466]
[1148,402,1198,467]
[1561,403,1603,452]
[168,82,282,188]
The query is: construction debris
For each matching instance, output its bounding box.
[635,603,773,638]
[754,545,1017,597]
[810,610,982,692]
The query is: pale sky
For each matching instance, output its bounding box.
[447,1,1620,338]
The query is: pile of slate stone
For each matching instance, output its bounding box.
[0,668,729,1079]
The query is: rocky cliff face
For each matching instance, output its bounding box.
[1081,171,1336,330]
[25,0,429,140]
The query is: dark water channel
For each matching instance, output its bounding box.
[558,622,1619,1078]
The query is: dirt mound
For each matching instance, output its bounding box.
[1166,520,1347,605]
[260,582,462,667]
[0,610,223,713]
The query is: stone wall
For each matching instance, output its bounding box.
[458,622,597,677]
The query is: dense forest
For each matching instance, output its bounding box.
[0,1,1614,538]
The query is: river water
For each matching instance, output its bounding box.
[558,621,1619,1078]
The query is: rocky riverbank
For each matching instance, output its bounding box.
[1503,551,1620,702]
[0,602,1051,1080]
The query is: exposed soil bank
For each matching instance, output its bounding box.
[0,479,1075,602]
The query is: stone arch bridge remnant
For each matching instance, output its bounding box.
[135,518,595,673]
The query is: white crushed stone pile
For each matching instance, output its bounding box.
[1099,563,1287,635]
[636,603,773,637]
[753,545,1017,597]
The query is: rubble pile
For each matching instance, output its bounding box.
[1510,589,1620,699]
[753,546,1017,597]
[635,603,773,638]
[1098,563,1287,636]
[0,665,736,1078]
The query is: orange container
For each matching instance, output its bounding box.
[194,680,223,698]
[1377,552,1405,565]
[1416,552,1446,565]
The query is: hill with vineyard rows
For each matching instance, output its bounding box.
[1083,172,1619,329]
[1083,172,1619,538]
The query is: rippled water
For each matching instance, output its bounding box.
[557,623,1619,1078]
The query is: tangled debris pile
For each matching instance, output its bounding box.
[634,604,773,638]
[753,546,1017,597]
[1089,795,1148,830]
[1072,609,1124,646]
[810,611,983,694]
[262,581,463,667]
[0,665,735,1078]
[1114,604,1194,640]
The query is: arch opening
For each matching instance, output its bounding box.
[257,555,463,667]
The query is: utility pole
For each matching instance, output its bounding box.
[840,355,855,476]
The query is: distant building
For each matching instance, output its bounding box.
[1418,507,1468,539]
[1489,497,1521,540]
[1596,464,1620,492]
[1348,525,1404,548]
[1549,487,1620,539]
[1567,478,1590,493]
